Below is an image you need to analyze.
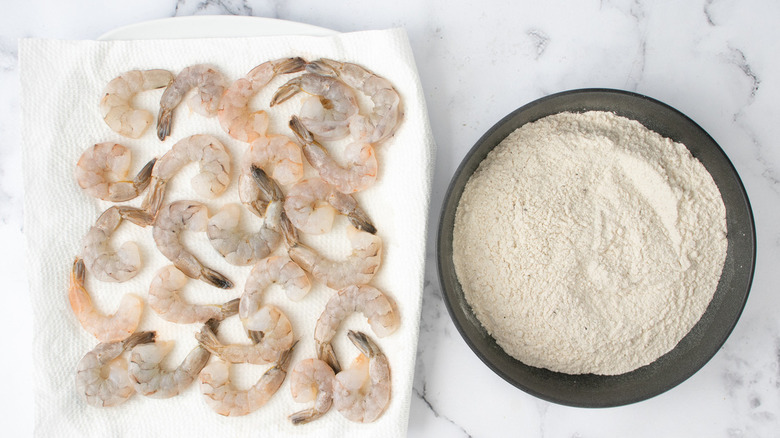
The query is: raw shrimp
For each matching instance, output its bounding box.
[271,73,359,141]
[240,256,311,334]
[209,166,296,265]
[152,200,233,289]
[207,203,283,266]
[218,57,307,143]
[69,257,143,343]
[148,265,239,324]
[81,205,154,283]
[307,59,402,144]
[288,358,336,425]
[196,306,294,365]
[157,64,228,140]
[239,134,303,217]
[129,338,210,399]
[288,225,382,290]
[143,134,231,216]
[75,331,155,407]
[289,115,378,194]
[75,142,156,202]
[332,331,391,423]
[199,345,294,416]
[314,285,398,373]
[100,69,173,138]
[284,177,376,235]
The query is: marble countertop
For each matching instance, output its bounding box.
[4,1,779,436]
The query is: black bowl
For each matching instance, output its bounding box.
[437,88,755,407]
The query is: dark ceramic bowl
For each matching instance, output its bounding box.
[437,89,755,407]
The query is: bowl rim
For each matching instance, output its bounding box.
[436,87,756,407]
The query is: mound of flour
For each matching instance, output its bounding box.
[452,111,727,375]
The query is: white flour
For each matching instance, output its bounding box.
[452,111,727,375]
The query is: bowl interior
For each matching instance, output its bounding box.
[437,89,755,407]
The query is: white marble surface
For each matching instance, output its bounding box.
[3,1,779,436]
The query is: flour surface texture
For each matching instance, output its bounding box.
[452,111,727,375]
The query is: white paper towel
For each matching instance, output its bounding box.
[20,28,434,437]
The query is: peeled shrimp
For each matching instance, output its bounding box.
[69,257,143,343]
[196,307,294,365]
[288,358,336,425]
[208,166,296,266]
[148,265,239,324]
[128,338,211,399]
[75,331,155,407]
[157,64,227,140]
[143,134,231,216]
[271,73,359,141]
[81,205,154,283]
[239,134,303,217]
[100,69,173,138]
[207,203,283,266]
[289,115,378,194]
[218,57,307,143]
[315,285,398,373]
[284,178,376,235]
[152,200,233,289]
[199,345,293,416]
[289,225,382,290]
[307,59,402,144]
[332,331,391,423]
[75,142,156,202]
[239,256,310,338]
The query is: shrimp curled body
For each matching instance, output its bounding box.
[314,285,398,373]
[75,142,156,202]
[69,257,143,342]
[148,265,239,324]
[288,358,336,425]
[129,339,211,399]
[75,331,156,407]
[157,64,228,140]
[81,205,154,283]
[199,347,294,416]
[100,69,173,139]
[289,225,382,290]
[152,200,233,289]
[332,331,391,423]
[218,57,307,143]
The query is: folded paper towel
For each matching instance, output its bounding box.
[20,27,434,437]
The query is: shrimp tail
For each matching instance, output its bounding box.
[270,78,301,107]
[195,323,223,356]
[347,330,378,357]
[280,210,299,247]
[219,298,240,320]
[124,331,156,349]
[156,107,173,141]
[276,340,297,372]
[141,179,166,220]
[72,257,86,287]
[117,206,155,227]
[345,209,376,235]
[200,267,234,289]
[69,257,92,314]
[288,115,314,144]
[304,59,337,77]
[276,57,307,75]
[133,157,157,193]
[289,408,325,425]
[250,165,284,202]
[316,340,341,374]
